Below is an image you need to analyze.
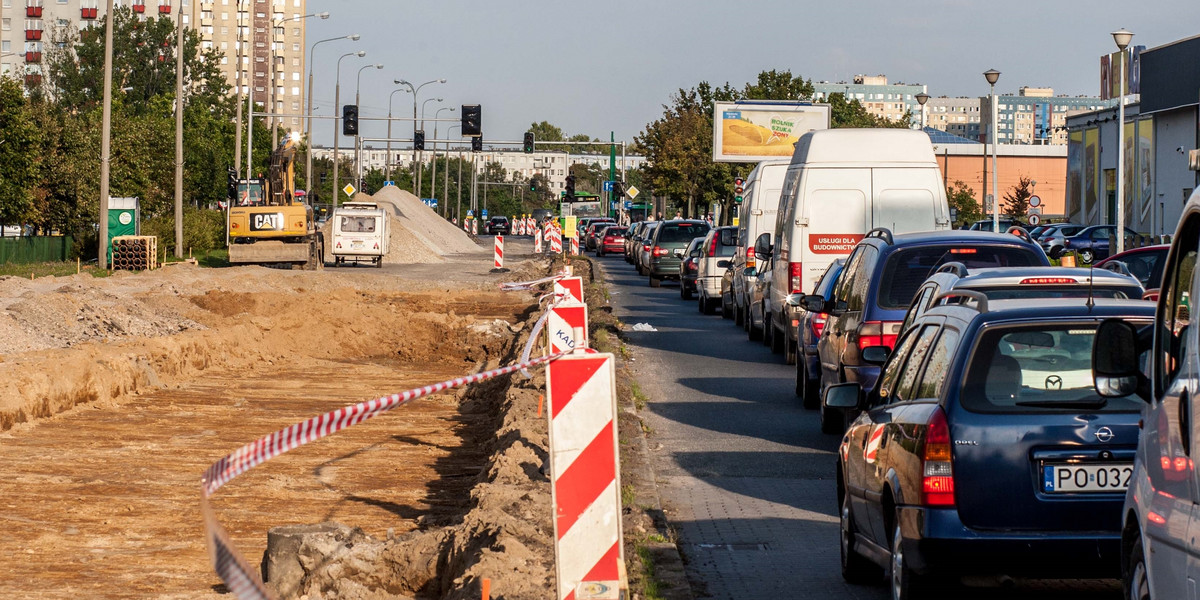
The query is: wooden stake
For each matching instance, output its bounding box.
[77,257,81,274]
[537,394,544,418]
[481,577,490,600]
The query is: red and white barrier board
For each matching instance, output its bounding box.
[570,237,580,256]
[554,276,585,307]
[471,219,478,236]
[494,235,504,268]
[547,353,624,600]
[535,229,543,253]
[551,230,563,254]
[547,305,588,354]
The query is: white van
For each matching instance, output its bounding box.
[330,202,390,267]
[729,160,789,326]
[761,129,951,361]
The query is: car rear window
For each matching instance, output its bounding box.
[658,223,711,244]
[340,216,376,233]
[876,246,1041,309]
[960,323,1145,414]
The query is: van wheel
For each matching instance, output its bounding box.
[721,295,733,319]
[735,304,745,327]
[800,361,820,410]
[1125,534,1150,600]
[748,311,762,341]
[783,335,797,365]
[681,284,693,300]
[649,275,661,288]
[702,296,716,315]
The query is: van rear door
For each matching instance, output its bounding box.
[797,169,870,291]
[871,168,946,233]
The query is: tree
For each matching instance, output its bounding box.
[1003,176,1034,224]
[0,76,43,231]
[528,121,564,143]
[826,92,910,129]
[946,180,982,227]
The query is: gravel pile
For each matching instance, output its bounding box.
[366,187,483,256]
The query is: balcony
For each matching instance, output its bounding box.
[24,74,41,87]
[25,29,42,41]
[158,4,170,13]
[26,6,42,17]
[25,51,41,62]
[132,2,145,13]
[81,7,98,18]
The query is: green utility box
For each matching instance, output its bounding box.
[106,197,139,265]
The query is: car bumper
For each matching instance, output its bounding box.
[602,243,623,253]
[650,259,683,278]
[699,276,722,295]
[896,506,1120,578]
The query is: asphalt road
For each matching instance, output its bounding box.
[594,254,1122,600]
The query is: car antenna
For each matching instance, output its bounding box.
[1086,260,1096,309]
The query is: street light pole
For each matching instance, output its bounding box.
[355,63,384,190]
[446,124,459,219]
[386,84,409,184]
[432,106,454,214]
[305,34,357,202]
[332,51,365,209]
[984,69,1001,232]
[419,97,442,198]
[396,78,446,197]
[98,0,114,269]
[270,12,328,151]
[1112,28,1134,254]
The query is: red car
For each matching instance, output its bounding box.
[596,226,627,257]
[1094,244,1169,297]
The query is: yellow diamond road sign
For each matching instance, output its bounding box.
[627,185,639,199]
[342,183,356,197]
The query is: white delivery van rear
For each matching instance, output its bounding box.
[331,202,390,267]
[731,160,788,318]
[766,129,950,347]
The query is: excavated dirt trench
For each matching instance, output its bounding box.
[0,263,547,599]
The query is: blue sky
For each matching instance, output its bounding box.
[306,0,1199,148]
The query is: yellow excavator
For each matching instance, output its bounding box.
[227,134,324,269]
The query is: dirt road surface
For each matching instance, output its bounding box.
[0,244,553,599]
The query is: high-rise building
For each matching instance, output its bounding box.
[981,87,1114,145]
[191,0,308,130]
[924,97,981,141]
[812,74,926,127]
[0,0,307,130]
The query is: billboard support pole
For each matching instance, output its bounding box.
[609,132,617,219]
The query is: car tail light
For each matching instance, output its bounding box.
[1020,277,1078,285]
[652,246,667,257]
[857,321,902,351]
[747,247,756,260]
[643,244,651,252]
[921,406,955,507]
[811,312,828,338]
[708,240,717,257]
[948,248,977,254]
[789,262,804,293]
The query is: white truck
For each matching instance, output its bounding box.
[330,202,390,267]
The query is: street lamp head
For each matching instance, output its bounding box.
[355,50,366,57]
[983,69,1001,86]
[1111,28,1134,51]
[437,79,447,84]
[374,64,384,69]
[317,12,330,19]
[435,97,444,102]
[915,92,930,106]
[347,34,361,41]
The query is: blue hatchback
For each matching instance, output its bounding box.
[826,296,1155,599]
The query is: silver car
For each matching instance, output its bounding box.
[1037,223,1085,258]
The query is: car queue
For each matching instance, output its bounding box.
[587,127,1192,599]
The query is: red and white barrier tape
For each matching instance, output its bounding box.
[200,350,568,600]
[498,272,567,291]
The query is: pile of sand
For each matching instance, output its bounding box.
[366,187,482,256]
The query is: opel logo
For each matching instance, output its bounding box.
[1095,427,1115,443]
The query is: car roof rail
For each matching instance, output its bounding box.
[1099,260,1133,277]
[936,261,969,277]
[932,290,988,313]
[1005,225,1033,243]
[865,227,894,245]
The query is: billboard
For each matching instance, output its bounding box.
[1099,45,1144,100]
[712,101,830,162]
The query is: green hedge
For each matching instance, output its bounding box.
[142,208,226,255]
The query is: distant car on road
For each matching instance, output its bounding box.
[795,259,845,408]
[484,216,510,235]
[1061,225,1138,264]
[1034,223,1086,258]
[645,220,710,287]
[831,297,1155,598]
[635,222,661,275]
[585,220,615,251]
[679,237,704,300]
[596,225,627,257]
[696,226,738,315]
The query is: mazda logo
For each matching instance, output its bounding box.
[1095,427,1115,443]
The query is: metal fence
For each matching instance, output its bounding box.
[0,236,74,265]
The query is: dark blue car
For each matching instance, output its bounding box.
[796,258,844,409]
[811,228,1049,433]
[1061,224,1138,264]
[826,297,1155,598]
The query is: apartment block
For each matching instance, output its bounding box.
[981,86,1114,145]
[924,97,981,141]
[812,74,926,127]
[0,0,130,84]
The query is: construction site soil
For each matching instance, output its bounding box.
[0,243,566,599]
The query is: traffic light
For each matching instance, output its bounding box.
[226,168,237,201]
[461,104,482,136]
[471,135,483,152]
[523,131,535,154]
[734,176,745,203]
[530,180,537,192]
[342,104,359,136]
[414,130,425,151]
[565,175,576,199]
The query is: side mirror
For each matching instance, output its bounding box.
[802,294,828,312]
[754,233,773,260]
[1093,318,1148,401]
[824,383,862,410]
[717,259,731,269]
[785,293,804,307]
[861,346,890,365]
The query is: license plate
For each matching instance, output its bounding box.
[1043,463,1132,493]
[351,240,364,248]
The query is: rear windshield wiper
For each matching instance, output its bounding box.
[1014,399,1110,409]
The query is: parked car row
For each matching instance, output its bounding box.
[592,128,1186,599]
